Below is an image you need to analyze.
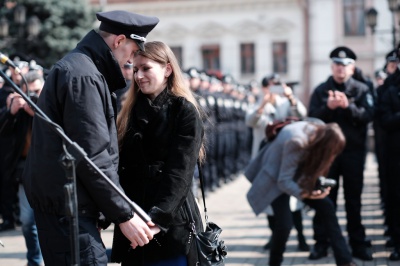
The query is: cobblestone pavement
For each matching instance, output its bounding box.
[0,153,396,265]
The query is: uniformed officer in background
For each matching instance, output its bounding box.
[308,46,374,261]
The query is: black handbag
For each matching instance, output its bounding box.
[186,162,228,265]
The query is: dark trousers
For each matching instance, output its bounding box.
[386,149,400,247]
[313,150,367,248]
[270,194,352,266]
[34,211,108,266]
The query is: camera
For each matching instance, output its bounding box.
[315,176,337,191]
[28,92,39,104]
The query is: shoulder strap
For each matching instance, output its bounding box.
[197,160,208,222]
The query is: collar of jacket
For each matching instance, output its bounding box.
[75,30,126,93]
[132,88,170,130]
[328,76,354,92]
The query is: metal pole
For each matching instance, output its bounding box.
[392,11,397,49]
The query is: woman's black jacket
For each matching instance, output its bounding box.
[111,90,204,264]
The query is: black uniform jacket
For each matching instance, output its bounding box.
[111,89,204,264]
[309,76,374,151]
[379,84,400,150]
[22,30,133,223]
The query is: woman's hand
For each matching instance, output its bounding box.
[304,187,331,200]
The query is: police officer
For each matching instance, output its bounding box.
[308,46,374,261]
[22,10,159,265]
[373,49,400,240]
[376,47,400,260]
[378,58,400,261]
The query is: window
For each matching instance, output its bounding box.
[240,43,255,74]
[201,45,220,72]
[272,42,287,74]
[170,46,183,68]
[343,0,365,36]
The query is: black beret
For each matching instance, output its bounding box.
[96,10,159,51]
[386,49,399,62]
[329,46,357,65]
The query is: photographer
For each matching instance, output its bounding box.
[245,121,356,266]
[245,74,308,251]
[0,70,44,266]
[0,61,30,232]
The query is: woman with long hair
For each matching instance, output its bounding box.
[111,41,205,266]
[245,121,356,266]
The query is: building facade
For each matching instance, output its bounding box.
[90,0,395,104]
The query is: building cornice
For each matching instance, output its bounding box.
[104,0,298,15]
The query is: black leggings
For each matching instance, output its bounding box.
[269,193,352,266]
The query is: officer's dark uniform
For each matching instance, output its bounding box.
[376,48,400,261]
[379,79,400,261]
[22,11,159,266]
[308,46,374,261]
[374,49,400,236]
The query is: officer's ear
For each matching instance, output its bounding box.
[113,34,127,49]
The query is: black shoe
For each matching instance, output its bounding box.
[363,239,372,247]
[297,239,310,251]
[384,228,390,236]
[352,246,373,261]
[386,238,395,248]
[263,241,271,250]
[308,245,328,260]
[0,220,15,232]
[389,248,400,261]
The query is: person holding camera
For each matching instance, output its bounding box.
[245,120,356,266]
[0,70,44,266]
[0,60,30,232]
[245,74,308,251]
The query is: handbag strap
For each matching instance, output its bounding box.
[197,160,208,223]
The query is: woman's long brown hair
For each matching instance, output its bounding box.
[297,122,346,194]
[117,41,205,162]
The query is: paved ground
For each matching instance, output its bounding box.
[0,153,397,265]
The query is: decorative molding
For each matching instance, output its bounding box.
[231,20,265,36]
[196,21,228,38]
[104,0,297,15]
[265,18,296,35]
[152,23,189,38]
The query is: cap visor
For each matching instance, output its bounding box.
[136,40,145,51]
[332,58,354,65]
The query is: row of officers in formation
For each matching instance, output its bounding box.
[1,42,400,266]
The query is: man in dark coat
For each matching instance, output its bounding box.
[22,10,159,265]
[308,46,374,261]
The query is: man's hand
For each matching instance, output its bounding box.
[6,93,35,116]
[23,103,35,117]
[334,91,349,108]
[119,214,159,249]
[7,93,26,115]
[327,90,341,110]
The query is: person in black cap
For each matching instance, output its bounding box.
[384,49,399,75]
[376,45,400,261]
[22,10,159,265]
[308,46,374,261]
